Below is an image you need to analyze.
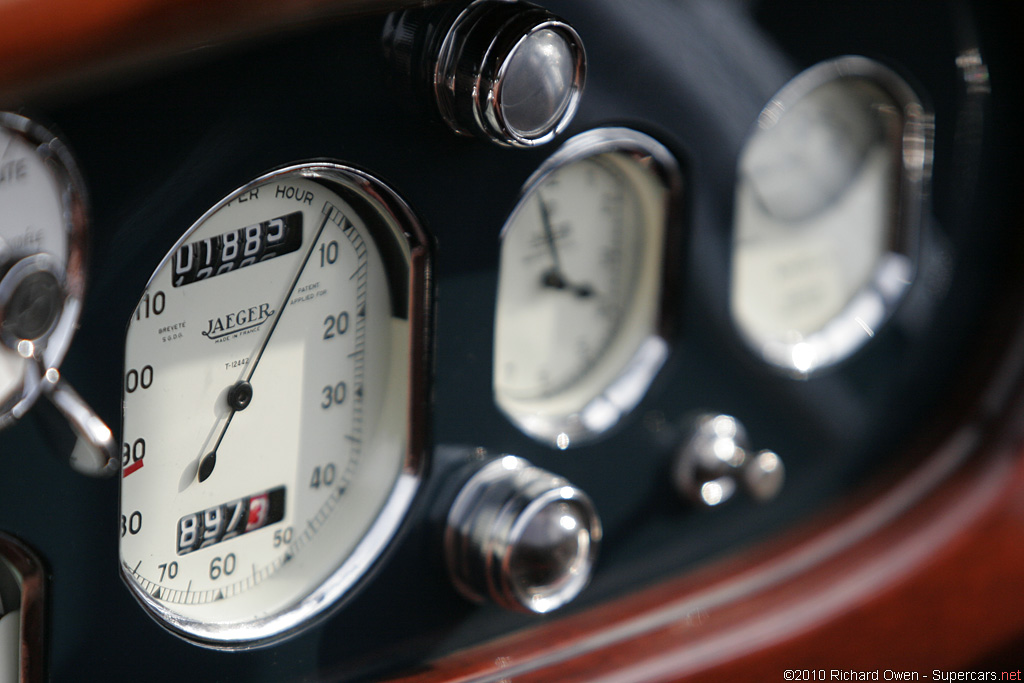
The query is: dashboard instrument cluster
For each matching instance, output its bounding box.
[0,0,1021,679]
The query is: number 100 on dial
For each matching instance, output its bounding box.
[119,163,431,648]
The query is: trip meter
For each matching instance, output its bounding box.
[119,163,431,647]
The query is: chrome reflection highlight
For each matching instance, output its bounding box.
[445,455,602,614]
[730,56,933,376]
[493,128,682,446]
[674,413,786,507]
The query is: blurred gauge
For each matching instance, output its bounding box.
[493,128,682,447]
[730,56,932,375]
[0,112,87,429]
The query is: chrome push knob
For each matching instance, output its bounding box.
[672,413,785,507]
[384,0,586,147]
[445,455,601,613]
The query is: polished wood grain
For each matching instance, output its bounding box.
[388,422,1024,681]
[0,0,425,102]
[387,301,1024,680]
[2,1,1021,680]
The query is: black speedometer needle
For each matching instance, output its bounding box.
[197,207,334,483]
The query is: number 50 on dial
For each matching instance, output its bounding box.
[119,163,432,648]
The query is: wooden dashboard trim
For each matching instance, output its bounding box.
[0,0,426,104]
[3,1,1021,680]
[387,430,1024,681]
[388,312,1024,680]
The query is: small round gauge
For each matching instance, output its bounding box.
[119,163,431,647]
[0,113,87,428]
[493,128,681,447]
[730,56,931,375]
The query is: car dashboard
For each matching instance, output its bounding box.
[1,0,1022,680]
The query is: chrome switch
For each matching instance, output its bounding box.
[672,413,785,507]
[384,0,586,147]
[444,454,601,613]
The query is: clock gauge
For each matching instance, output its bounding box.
[493,128,682,448]
[731,56,932,375]
[119,163,431,648]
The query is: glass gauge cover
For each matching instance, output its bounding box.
[0,113,87,428]
[731,56,932,375]
[493,128,682,447]
[119,163,431,648]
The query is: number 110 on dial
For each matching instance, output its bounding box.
[119,163,430,648]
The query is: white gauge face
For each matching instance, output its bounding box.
[493,129,678,446]
[496,157,638,400]
[120,165,427,647]
[731,58,928,374]
[0,114,84,425]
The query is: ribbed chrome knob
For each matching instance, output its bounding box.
[444,455,601,613]
[385,0,586,147]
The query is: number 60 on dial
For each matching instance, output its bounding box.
[119,162,431,648]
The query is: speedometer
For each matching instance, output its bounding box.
[119,163,431,648]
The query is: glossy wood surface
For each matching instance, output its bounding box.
[388,418,1024,680]
[387,308,1024,680]
[0,0,424,102]
[2,1,1022,680]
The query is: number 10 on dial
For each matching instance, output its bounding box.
[119,163,431,648]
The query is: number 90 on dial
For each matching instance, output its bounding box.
[119,162,432,648]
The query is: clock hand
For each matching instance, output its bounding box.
[537,192,569,289]
[197,206,333,483]
[536,192,595,299]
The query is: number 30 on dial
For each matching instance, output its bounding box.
[119,162,431,648]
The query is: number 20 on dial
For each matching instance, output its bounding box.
[119,163,431,647]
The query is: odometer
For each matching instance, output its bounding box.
[119,163,431,648]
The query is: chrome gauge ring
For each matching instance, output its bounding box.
[493,127,683,447]
[119,162,431,648]
[0,112,88,428]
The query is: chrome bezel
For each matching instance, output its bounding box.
[482,18,585,147]
[0,532,46,682]
[434,0,586,148]
[731,56,933,376]
[119,162,432,649]
[493,127,682,447]
[0,112,88,427]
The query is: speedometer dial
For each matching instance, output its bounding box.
[119,163,431,648]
